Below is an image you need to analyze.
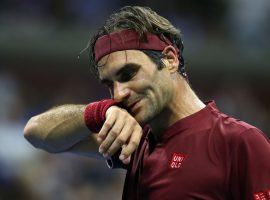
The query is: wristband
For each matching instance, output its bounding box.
[84,99,118,133]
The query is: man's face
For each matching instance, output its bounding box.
[98,50,174,125]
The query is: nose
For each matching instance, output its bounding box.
[113,82,130,102]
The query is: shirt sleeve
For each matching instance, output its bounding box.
[230,128,270,200]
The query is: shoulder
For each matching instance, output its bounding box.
[206,109,270,173]
[210,107,260,138]
[209,108,269,150]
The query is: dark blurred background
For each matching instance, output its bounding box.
[0,0,270,199]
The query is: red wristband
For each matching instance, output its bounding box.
[84,99,118,133]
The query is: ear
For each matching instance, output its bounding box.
[162,45,179,73]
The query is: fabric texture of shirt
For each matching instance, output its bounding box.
[108,101,270,200]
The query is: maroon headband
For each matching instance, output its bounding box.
[94,29,179,61]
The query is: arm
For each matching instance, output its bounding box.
[230,128,270,200]
[69,105,143,164]
[23,104,98,153]
[24,103,143,163]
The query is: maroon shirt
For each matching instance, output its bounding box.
[109,101,270,200]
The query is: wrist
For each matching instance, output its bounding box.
[84,99,118,133]
[105,105,121,118]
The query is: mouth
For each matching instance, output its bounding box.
[127,100,141,113]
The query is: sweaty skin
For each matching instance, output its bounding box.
[24,46,205,164]
[24,104,91,153]
[24,104,141,164]
[97,46,205,141]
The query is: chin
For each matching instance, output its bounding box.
[135,111,154,126]
[133,112,145,125]
[132,100,158,125]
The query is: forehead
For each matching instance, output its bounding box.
[97,50,150,78]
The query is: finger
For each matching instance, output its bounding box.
[121,155,131,165]
[105,125,133,157]
[98,115,116,143]
[120,125,142,158]
[99,119,125,156]
[120,145,131,164]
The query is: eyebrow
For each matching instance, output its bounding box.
[100,62,141,84]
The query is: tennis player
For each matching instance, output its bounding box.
[24,6,270,200]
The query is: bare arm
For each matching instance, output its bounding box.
[24,104,143,164]
[24,104,99,154]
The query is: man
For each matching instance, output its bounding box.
[24,6,270,200]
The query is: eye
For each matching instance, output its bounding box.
[118,68,137,82]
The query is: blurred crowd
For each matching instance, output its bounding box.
[0,0,270,199]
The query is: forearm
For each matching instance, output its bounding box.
[24,104,94,153]
[68,135,101,158]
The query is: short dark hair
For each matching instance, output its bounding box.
[85,6,186,78]
[141,50,165,70]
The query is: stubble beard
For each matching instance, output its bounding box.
[135,98,162,126]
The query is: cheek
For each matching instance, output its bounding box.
[128,79,152,96]
[140,81,172,119]
[150,76,173,106]
[132,81,172,124]
[129,73,173,107]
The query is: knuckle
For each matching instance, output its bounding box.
[106,107,117,119]
[98,132,106,139]
[126,117,136,126]
[118,108,124,113]
[104,122,112,130]
[109,130,118,138]
[130,119,137,126]
[121,148,129,156]
[120,110,127,115]
[130,140,139,148]
[114,107,122,113]
[113,110,119,117]
[118,107,126,112]
[135,124,142,130]
[122,147,132,156]
[99,135,106,140]
[116,137,125,145]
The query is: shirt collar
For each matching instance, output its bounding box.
[154,101,219,142]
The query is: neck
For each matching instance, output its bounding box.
[149,77,205,140]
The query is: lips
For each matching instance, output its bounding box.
[127,100,139,108]
[127,100,141,112]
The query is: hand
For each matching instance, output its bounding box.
[97,106,142,164]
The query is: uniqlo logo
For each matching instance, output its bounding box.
[169,153,186,169]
